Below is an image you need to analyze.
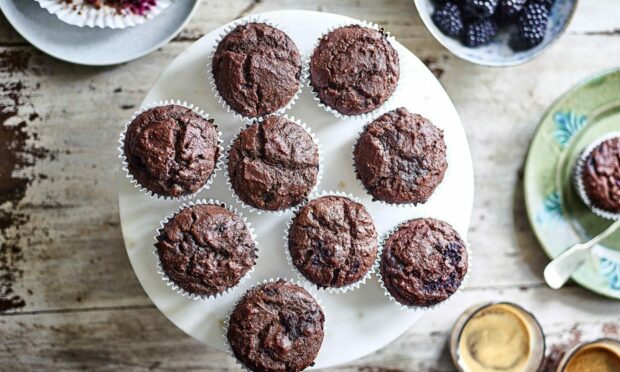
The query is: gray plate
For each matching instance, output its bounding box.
[0,0,199,66]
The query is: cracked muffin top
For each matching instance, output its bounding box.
[212,23,302,118]
[380,218,468,307]
[227,280,324,372]
[123,105,220,198]
[227,116,320,212]
[288,196,378,289]
[155,203,257,297]
[580,136,620,213]
[309,25,400,116]
[354,107,447,205]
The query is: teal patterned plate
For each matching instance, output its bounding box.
[525,68,620,299]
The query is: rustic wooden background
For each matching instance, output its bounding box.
[1,0,619,371]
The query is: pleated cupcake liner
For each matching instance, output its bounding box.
[305,20,403,122]
[350,114,449,208]
[283,190,379,294]
[153,199,258,301]
[207,16,305,123]
[374,218,472,312]
[573,131,620,221]
[222,277,324,372]
[35,0,170,29]
[118,99,224,202]
[223,115,324,216]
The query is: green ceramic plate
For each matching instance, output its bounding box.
[525,68,620,299]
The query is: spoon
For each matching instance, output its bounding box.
[544,219,620,289]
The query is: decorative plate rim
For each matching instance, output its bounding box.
[524,67,620,299]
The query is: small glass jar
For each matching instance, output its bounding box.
[450,302,546,372]
[557,338,620,372]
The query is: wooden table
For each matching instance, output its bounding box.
[1,1,619,370]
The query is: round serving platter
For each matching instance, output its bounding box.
[525,68,620,300]
[117,10,474,368]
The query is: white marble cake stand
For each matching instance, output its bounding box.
[118,10,474,369]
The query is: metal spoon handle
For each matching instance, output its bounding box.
[544,219,620,290]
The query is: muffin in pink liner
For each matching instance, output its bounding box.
[118,100,223,201]
[35,0,170,29]
[154,199,258,301]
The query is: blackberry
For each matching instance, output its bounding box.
[515,2,549,49]
[462,18,498,47]
[432,2,464,38]
[497,0,527,19]
[532,0,555,10]
[462,0,499,18]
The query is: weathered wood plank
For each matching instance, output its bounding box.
[1,286,618,371]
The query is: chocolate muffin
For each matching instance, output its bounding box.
[227,280,324,372]
[228,116,319,211]
[354,108,447,205]
[123,105,220,198]
[288,196,378,289]
[212,23,302,118]
[309,25,400,116]
[155,203,256,297]
[579,136,620,214]
[380,218,468,307]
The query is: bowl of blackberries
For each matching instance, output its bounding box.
[414,0,577,66]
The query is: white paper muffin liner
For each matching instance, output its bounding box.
[118,99,224,202]
[374,218,472,312]
[224,115,324,216]
[35,0,170,29]
[207,16,305,123]
[306,20,403,122]
[222,277,324,372]
[154,199,258,301]
[573,131,620,221]
[283,190,379,294]
[350,111,449,208]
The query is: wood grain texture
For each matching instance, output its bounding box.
[0,0,619,370]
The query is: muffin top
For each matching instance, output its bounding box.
[380,218,468,307]
[123,105,220,198]
[354,108,447,205]
[227,280,324,372]
[288,196,378,288]
[212,23,301,118]
[309,25,400,116]
[581,136,620,213]
[228,116,319,211]
[155,204,256,296]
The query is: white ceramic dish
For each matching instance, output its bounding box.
[0,0,199,65]
[117,10,474,369]
[413,0,577,67]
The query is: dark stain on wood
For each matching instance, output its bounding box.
[422,57,444,79]
[602,322,619,337]
[0,50,31,75]
[0,50,49,312]
[540,325,583,372]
